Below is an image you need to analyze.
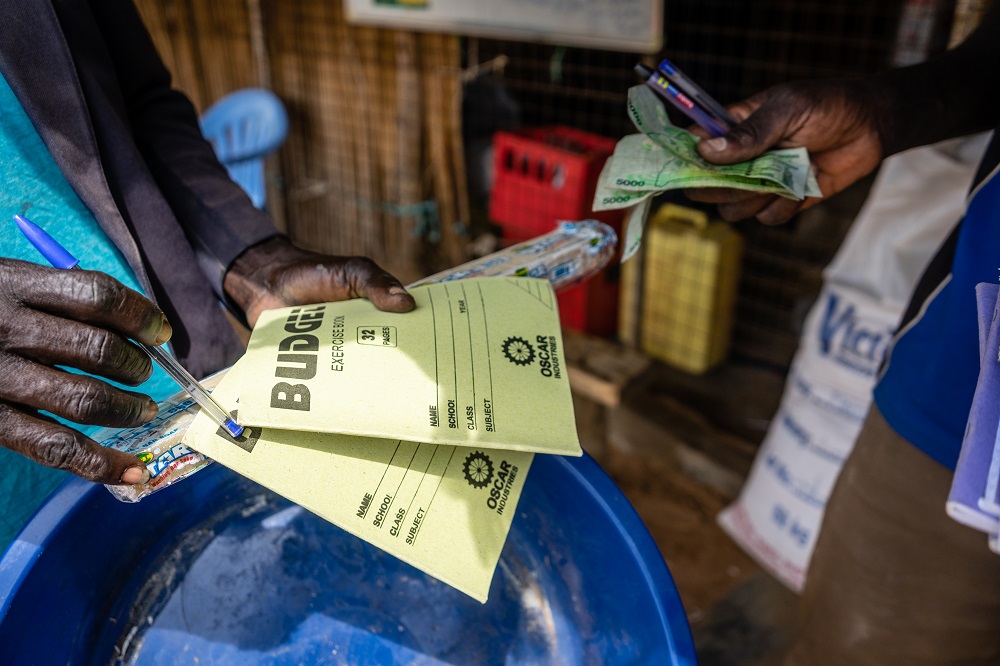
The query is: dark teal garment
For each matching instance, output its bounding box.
[0,71,176,552]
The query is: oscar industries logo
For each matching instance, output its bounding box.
[500,335,562,379]
[463,451,494,488]
[462,450,520,516]
[501,336,535,366]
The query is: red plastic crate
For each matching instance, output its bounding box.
[490,126,617,240]
[489,126,624,337]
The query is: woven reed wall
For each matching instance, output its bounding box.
[134,0,466,284]
[135,0,261,110]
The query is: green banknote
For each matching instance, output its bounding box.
[593,86,822,212]
[628,85,820,195]
[594,134,818,211]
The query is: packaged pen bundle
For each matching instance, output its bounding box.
[98,369,228,503]
[409,220,618,291]
[102,220,618,502]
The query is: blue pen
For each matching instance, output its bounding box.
[657,58,737,128]
[634,64,729,137]
[13,214,245,438]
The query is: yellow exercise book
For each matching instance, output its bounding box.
[236,277,581,456]
[186,361,534,602]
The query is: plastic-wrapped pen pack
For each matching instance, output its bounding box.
[409,219,617,291]
[102,220,617,502]
[97,370,227,503]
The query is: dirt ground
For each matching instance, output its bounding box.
[594,445,756,622]
[594,445,800,666]
[571,355,801,665]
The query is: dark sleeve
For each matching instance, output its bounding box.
[86,0,282,297]
[874,7,1000,156]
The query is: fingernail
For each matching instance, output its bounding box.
[389,286,409,296]
[144,400,158,422]
[154,317,173,345]
[703,137,727,152]
[121,465,150,485]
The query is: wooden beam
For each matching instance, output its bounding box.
[563,329,651,407]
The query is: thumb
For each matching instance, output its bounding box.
[342,257,417,314]
[696,105,791,165]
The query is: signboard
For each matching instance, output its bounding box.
[345,0,663,53]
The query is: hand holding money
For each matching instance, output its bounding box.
[593,86,823,215]
[688,79,886,224]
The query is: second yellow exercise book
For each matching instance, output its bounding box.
[186,362,532,603]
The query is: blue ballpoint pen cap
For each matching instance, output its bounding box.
[657,59,678,76]
[14,214,80,269]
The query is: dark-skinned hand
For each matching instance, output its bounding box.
[0,258,170,485]
[223,236,416,327]
[1,239,414,486]
[685,79,888,225]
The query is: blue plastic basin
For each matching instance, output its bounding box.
[0,452,696,665]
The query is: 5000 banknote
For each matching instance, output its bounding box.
[593,86,821,212]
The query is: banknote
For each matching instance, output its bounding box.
[594,134,819,211]
[593,86,823,212]
[620,194,653,262]
[628,85,821,196]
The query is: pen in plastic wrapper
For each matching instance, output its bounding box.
[409,220,617,291]
[96,369,230,502]
[656,58,736,128]
[634,63,729,137]
[13,214,244,439]
[97,219,618,502]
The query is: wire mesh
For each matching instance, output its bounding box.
[470,0,938,369]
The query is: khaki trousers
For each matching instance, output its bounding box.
[783,406,1000,665]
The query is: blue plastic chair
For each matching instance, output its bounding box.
[200,88,289,209]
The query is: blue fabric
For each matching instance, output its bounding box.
[874,168,1000,470]
[0,72,177,552]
